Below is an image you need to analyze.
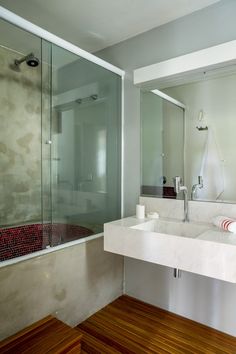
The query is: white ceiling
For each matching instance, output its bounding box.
[0,0,220,53]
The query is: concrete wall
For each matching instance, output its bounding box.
[0,237,123,340]
[97,0,236,336]
[0,46,41,226]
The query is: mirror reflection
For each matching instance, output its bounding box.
[141,90,184,199]
[141,71,236,203]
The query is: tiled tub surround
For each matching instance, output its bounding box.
[104,197,236,283]
[0,223,93,262]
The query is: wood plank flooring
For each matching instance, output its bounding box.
[76,295,236,354]
[0,315,82,353]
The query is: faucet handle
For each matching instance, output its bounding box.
[198,176,203,185]
[173,176,182,193]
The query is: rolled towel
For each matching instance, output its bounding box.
[213,216,236,233]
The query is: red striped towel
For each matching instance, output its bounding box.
[213,216,236,233]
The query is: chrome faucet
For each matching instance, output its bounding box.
[191,176,203,200]
[173,176,189,222]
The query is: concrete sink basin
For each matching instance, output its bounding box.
[104,217,236,283]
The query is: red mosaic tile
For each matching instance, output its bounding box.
[0,223,93,262]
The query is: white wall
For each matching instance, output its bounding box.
[97,0,236,335]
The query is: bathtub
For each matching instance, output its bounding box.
[0,223,94,262]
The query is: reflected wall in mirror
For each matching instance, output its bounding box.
[141,90,184,199]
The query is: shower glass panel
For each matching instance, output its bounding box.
[0,16,121,262]
[141,91,184,199]
[0,19,45,260]
[46,43,121,245]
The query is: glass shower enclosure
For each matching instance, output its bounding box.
[0,13,122,261]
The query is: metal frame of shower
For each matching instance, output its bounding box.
[0,6,125,220]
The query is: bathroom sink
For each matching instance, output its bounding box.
[104,216,236,283]
[132,218,209,238]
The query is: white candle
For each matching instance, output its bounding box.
[136,204,145,219]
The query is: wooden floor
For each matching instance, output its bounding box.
[76,295,236,354]
[0,315,82,353]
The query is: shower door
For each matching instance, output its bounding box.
[0,17,122,262]
[42,42,121,246]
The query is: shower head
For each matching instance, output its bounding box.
[11,53,40,71]
[25,53,40,67]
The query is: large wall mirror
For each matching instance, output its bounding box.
[141,69,236,203]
